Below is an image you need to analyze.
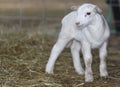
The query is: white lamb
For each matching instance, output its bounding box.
[45,3,110,82]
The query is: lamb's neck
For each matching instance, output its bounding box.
[87,14,105,40]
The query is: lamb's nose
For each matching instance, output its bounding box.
[75,22,80,25]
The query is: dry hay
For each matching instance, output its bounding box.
[0,30,120,87]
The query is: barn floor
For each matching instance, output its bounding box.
[0,30,120,87]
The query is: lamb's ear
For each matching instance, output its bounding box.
[71,6,78,11]
[94,6,102,14]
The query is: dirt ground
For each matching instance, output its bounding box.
[0,29,120,87]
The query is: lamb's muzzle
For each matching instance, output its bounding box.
[75,22,80,26]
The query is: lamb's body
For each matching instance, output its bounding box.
[46,3,110,82]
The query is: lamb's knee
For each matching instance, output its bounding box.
[100,51,107,59]
[84,55,92,66]
[99,50,107,68]
[99,53,108,77]
[84,56,93,82]
[99,42,107,59]
[84,57,92,75]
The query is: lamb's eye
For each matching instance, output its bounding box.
[86,12,91,15]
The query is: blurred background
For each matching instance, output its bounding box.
[0,0,119,34]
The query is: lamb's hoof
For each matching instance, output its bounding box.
[45,67,54,74]
[76,70,85,75]
[100,71,108,78]
[100,77,109,81]
[85,75,94,82]
[45,70,54,74]
[100,73,108,81]
[85,78,94,82]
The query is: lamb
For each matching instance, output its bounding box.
[45,3,110,82]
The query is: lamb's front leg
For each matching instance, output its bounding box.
[70,40,84,75]
[99,42,108,77]
[45,37,71,74]
[82,42,93,82]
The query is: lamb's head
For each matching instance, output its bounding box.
[75,3,102,27]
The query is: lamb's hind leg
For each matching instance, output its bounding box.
[70,40,84,75]
[45,37,71,74]
[99,42,108,77]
